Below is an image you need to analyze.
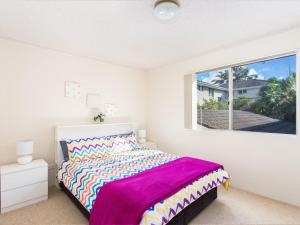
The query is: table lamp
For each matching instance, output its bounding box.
[16,140,33,164]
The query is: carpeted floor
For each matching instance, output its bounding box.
[0,186,300,225]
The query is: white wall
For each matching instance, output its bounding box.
[0,38,146,185]
[146,27,300,207]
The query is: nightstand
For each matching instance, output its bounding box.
[139,142,157,149]
[0,159,48,213]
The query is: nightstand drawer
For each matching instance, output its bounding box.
[1,181,48,208]
[1,166,48,191]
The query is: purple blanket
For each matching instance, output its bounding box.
[89,157,223,225]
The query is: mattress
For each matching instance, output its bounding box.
[57,148,229,225]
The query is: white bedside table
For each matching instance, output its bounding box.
[0,159,48,213]
[138,142,157,149]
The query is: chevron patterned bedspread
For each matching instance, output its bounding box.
[57,149,229,225]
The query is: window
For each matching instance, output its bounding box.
[191,53,297,135]
[197,68,230,130]
[238,89,247,95]
[208,88,215,97]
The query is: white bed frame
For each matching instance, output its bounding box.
[54,123,133,187]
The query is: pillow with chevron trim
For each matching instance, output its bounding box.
[66,135,114,162]
[110,137,134,153]
[110,132,138,150]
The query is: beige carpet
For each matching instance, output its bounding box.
[0,187,300,225]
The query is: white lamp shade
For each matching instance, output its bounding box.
[138,129,146,138]
[16,140,33,156]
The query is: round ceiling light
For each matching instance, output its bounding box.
[154,0,180,21]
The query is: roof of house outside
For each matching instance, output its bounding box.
[197,81,228,91]
[229,79,266,89]
[198,79,266,91]
[197,109,296,134]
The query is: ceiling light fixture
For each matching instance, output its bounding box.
[154,0,180,21]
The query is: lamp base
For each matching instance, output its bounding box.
[17,155,33,164]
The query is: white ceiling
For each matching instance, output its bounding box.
[1,0,300,70]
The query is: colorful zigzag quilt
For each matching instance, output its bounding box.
[57,148,229,225]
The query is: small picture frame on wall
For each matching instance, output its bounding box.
[65,81,81,98]
[104,103,118,117]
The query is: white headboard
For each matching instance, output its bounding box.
[54,123,133,167]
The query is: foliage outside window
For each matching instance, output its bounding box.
[196,54,296,134]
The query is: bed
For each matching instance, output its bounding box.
[55,123,230,225]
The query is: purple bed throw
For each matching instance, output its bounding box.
[89,157,223,225]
